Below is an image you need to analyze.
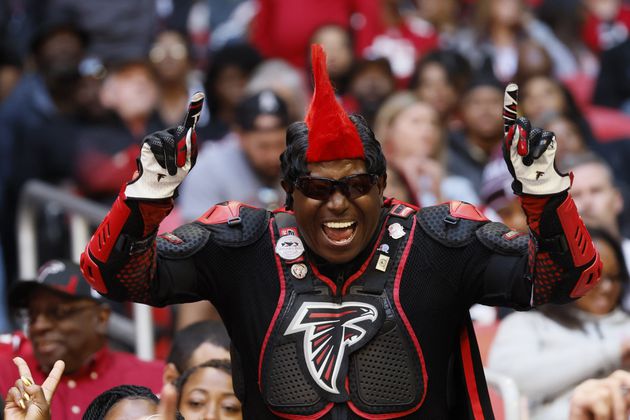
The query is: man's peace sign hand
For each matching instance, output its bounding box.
[502,83,571,196]
[4,357,65,420]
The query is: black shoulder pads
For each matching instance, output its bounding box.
[416,203,487,247]
[194,201,270,247]
[157,223,211,259]
[475,222,529,256]
[203,206,269,247]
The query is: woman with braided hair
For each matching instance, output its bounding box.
[82,384,159,420]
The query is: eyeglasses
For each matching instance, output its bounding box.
[294,173,379,201]
[27,304,98,324]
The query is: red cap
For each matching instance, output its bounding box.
[305,44,364,163]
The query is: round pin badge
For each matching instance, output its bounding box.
[388,223,406,239]
[275,235,305,260]
[291,263,308,279]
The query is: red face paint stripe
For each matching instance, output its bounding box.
[258,219,288,390]
[342,218,389,295]
[459,327,485,420]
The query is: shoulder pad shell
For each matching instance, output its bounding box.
[416,202,488,247]
[157,224,211,259]
[476,222,529,256]
[197,201,269,247]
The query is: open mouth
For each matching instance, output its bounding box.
[322,221,357,245]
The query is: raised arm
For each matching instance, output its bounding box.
[498,83,601,306]
[80,94,205,304]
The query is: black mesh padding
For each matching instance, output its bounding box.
[476,222,529,256]
[207,207,269,247]
[157,223,210,259]
[349,324,420,411]
[265,342,323,412]
[416,204,485,248]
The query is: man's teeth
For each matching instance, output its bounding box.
[323,221,355,229]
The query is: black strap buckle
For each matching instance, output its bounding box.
[227,216,242,227]
[444,215,459,225]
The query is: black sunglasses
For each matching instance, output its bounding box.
[295,173,379,201]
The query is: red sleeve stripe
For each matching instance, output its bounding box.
[459,326,486,420]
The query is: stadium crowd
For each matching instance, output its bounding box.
[0,0,629,418]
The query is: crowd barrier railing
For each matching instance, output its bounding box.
[485,369,523,420]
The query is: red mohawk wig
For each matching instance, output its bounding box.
[305,44,365,163]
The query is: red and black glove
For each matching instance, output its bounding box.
[502,83,571,196]
[125,92,204,200]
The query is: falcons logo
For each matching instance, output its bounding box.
[284,301,379,395]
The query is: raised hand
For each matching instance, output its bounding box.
[125,92,204,200]
[502,83,571,196]
[4,357,65,420]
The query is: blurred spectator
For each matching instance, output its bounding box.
[479,156,528,232]
[179,89,289,220]
[520,75,597,145]
[448,75,505,192]
[374,91,478,206]
[200,43,262,142]
[582,0,630,53]
[164,320,230,385]
[0,260,164,418]
[44,0,157,62]
[513,38,553,84]
[409,49,472,131]
[456,0,579,82]
[9,57,109,204]
[536,0,599,77]
[413,0,461,48]
[75,59,163,201]
[175,359,242,420]
[362,0,439,82]
[542,113,589,166]
[344,57,396,128]
[252,0,381,69]
[489,228,630,420]
[150,29,208,128]
[0,15,87,280]
[244,59,308,121]
[309,25,355,95]
[564,153,630,272]
[593,38,630,114]
[83,384,159,420]
[0,42,22,103]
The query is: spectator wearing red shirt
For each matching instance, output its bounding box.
[252,0,382,69]
[0,260,163,419]
[582,0,630,53]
